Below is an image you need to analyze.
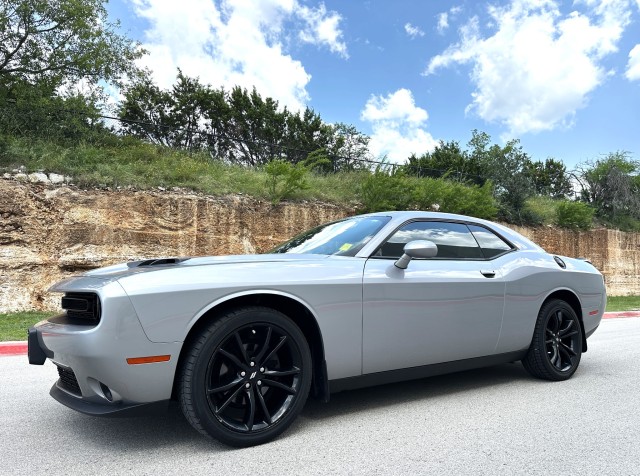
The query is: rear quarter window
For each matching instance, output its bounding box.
[468,224,513,258]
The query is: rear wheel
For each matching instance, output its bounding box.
[522,299,583,381]
[179,306,312,447]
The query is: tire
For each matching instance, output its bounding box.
[522,299,583,381]
[179,306,312,447]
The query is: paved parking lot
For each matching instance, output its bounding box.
[1,318,639,476]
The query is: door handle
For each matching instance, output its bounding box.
[480,270,496,278]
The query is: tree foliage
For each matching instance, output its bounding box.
[265,159,308,205]
[555,201,594,230]
[118,71,366,169]
[404,139,484,184]
[0,0,143,89]
[526,158,573,198]
[575,151,640,227]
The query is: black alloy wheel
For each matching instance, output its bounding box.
[179,307,312,447]
[522,299,583,381]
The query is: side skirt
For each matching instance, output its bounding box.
[328,351,526,394]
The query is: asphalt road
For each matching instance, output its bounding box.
[1,318,639,476]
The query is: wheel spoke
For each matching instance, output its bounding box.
[215,384,245,414]
[234,332,250,365]
[262,378,296,394]
[559,319,574,336]
[560,329,579,339]
[549,347,560,367]
[550,311,561,333]
[245,387,256,431]
[218,348,244,369]
[264,367,300,378]
[560,342,577,357]
[254,326,272,363]
[256,389,272,425]
[262,336,287,365]
[208,377,242,394]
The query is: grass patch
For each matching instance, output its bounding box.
[0,311,55,342]
[0,135,491,213]
[606,296,640,312]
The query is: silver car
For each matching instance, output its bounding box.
[29,211,606,446]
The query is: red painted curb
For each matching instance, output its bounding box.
[1,311,639,357]
[602,311,640,319]
[0,341,27,356]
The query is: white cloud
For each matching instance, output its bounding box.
[626,44,640,81]
[437,6,462,34]
[129,0,347,111]
[360,89,437,163]
[426,0,633,136]
[437,13,449,34]
[404,23,425,38]
[298,3,348,57]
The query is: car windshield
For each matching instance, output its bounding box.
[270,216,391,256]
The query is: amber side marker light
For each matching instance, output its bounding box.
[126,355,171,365]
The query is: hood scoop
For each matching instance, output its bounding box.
[128,258,189,268]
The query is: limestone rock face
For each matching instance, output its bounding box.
[0,179,352,312]
[0,178,638,313]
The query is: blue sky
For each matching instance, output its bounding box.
[106,0,640,167]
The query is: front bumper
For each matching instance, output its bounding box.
[49,384,169,417]
[29,279,182,415]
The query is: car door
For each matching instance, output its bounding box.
[362,220,508,374]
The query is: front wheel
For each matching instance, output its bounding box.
[179,306,312,447]
[522,299,583,381]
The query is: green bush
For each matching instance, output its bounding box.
[264,159,309,205]
[412,178,497,219]
[358,167,413,212]
[523,196,558,226]
[359,166,498,218]
[555,201,594,230]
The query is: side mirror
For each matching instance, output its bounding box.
[394,240,438,269]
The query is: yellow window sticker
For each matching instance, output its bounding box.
[339,243,353,251]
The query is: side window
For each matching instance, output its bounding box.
[468,224,513,258]
[376,221,483,259]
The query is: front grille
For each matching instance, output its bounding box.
[56,365,81,396]
[61,293,101,323]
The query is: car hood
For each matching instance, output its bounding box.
[82,253,330,279]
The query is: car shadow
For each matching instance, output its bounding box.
[301,361,532,421]
[62,362,533,453]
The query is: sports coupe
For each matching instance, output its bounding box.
[29,211,606,446]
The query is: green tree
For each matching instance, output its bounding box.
[0,0,143,89]
[404,140,482,183]
[526,158,573,198]
[467,132,535,223]
[119,70,215,150]
[326,122,370,171]
[576,151,640,225]
[226,86,288,165]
